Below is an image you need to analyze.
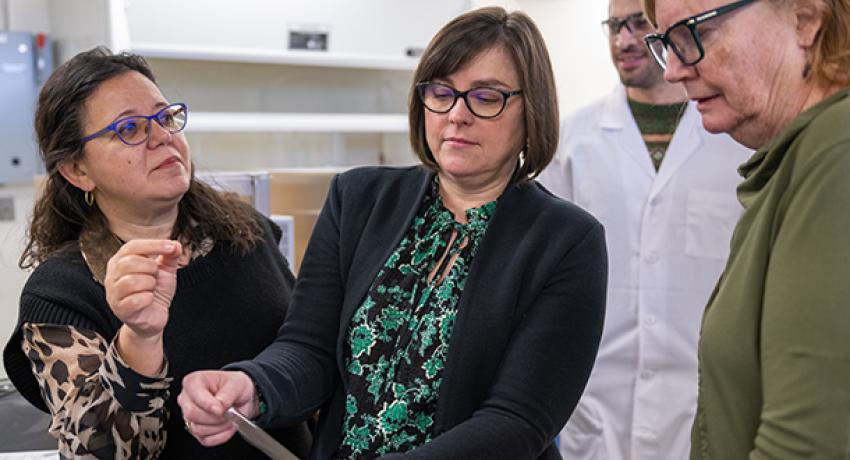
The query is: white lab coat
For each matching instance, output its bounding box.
[538,85,751,460]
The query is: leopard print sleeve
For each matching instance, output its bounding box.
[21,323,173,459]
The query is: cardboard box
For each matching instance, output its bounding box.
[269,168,341,272]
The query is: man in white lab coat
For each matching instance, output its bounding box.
[537,0,751,458]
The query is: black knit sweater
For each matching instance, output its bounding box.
[3,217,311,459]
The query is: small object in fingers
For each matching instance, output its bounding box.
[226,407,300,459]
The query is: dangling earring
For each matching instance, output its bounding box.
[803,62,812,79]
[84,190,95,207]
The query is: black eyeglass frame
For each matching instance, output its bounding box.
[643,0,757,69]
[601,11,650,37]
[80,102,189,146]
[415,81,523,119]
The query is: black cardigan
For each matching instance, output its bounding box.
[229,166,608,459]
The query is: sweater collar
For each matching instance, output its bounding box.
[78,224,214,285]
[79,226,124,285]
[737,86,850,209]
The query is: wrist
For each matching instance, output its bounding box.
[115,326,165,376]
[119,325,164,348]
[251,380,268,420]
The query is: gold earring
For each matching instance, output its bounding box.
[84,190,95,206]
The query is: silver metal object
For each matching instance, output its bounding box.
[196,171,270,216]
[226,407,300,460]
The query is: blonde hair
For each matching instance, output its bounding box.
[641,0,850,86]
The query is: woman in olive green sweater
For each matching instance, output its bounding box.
[641,0,850,458]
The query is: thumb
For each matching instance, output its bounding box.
[157,240,182,272]
[212,373,253,415]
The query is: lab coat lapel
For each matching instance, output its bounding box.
[649,103,703,198]
[599,86,656,180]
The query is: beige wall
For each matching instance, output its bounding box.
[473,0,618,116]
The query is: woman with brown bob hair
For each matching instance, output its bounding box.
[2,47,311,458]
[179,7,607,459]
[641,0,850,457]
[408,5,560,181]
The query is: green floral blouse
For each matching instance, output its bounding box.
[335,182,497,459]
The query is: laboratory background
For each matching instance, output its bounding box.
[6,0,849,457]
[0,0,616,376]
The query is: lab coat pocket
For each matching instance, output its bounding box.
[685,189,739,259]
[560,400,606,460]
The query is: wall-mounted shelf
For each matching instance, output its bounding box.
[187,113,408,133]
[132,43,419,71]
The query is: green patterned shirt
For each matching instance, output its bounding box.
[336,181,497,459]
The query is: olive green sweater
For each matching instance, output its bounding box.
[691,86,850,459]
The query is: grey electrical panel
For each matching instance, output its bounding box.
[0,31,52,183]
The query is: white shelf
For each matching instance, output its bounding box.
[132,43,419,71]
[186,112,409,133]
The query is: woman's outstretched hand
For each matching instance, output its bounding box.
[105,239,181,375]
[105,239,181,338]
[178,370,259,447]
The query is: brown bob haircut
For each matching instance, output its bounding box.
[408,6,559,182]
[641,0,850,86]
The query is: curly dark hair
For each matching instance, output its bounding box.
[21,46,262,269]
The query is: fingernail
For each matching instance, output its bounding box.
[164,243,174,251]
